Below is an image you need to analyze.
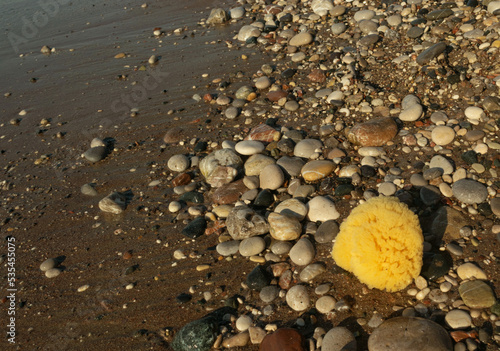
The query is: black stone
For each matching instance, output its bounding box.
[179,191,204,203]
[171,317,218,351]
[280,13,293,23]
[477,203,492,217]
[194,141,208,153]
[319,178,335,193]
[245,36,258,44]
[447,74,461,84]
[266,118,278,127]
[277,138,295,153]
[281,68,296,79]
[246,265,272,291]
[426,9,453,20]
[176,293,192,303]
[254,189,275,208]
[360,165,376,178]
[421,252,453,281]
[83,146,107,163]
[410,18,427,26]
[461,150,478,165]
[335,184,354,196]
[407,26,424,38]
[181,217,207,239]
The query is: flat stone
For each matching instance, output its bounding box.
[294,139,323,158]
[168,154,190,172]
[423,168,443,180]
[445,310,471,329]
[431,126,455,146]
[299,262,326,283]
[244,154,276,176]
[307,196,340,222]
[226,206,269,240]
[246,265,272,291]
[456,263,487,280]
[459,280,496,309]
[286,285,310,311]
[260,164,285,190]
[239,236,266,257]
[268,213,302,241]
[420,185,441,206]
[211,179,248,205]
[216,240,241,256]
[99,192,126,214]
[354,9,375,21]
[430,155,454,174]
[83,146,107,162]
[315,220,339,243]
[289,32,313,46]
[431,206,469,241]
[301,160,335,182]
[359,34,379,46]
[407,26,424,38]
[359,20,378,34]
[163,126,186,143]
[181,217,206,239]
[275,198,308,221]
[368,317,452,351]
[399,104,423,122]
[222,332,249,348]
[289,238,315,266]
[260,328,305,351]
[452,179,488,204]
[347,118,398,146]
[260,285,279,304]
[245,124,280,143]
[322,327,356,351]
[416,42,447,65]
[426,9,453,20]
[331,23,347,35]
[235,140,265,155]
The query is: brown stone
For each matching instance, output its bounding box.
[347,117,398,146]
[265,4,283,15]
[245,124,280,143]
[163,126,186,144]
[211,179,248,205]
[430,206,469,242]
[301,160,335,182]
[307,69,326,83]
[172,173,192,187]
[278,270,293,290]
[260,328,305,351]
[267,90,288,102]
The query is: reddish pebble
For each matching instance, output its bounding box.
[123,251,133,260]
[172,173,192,187]
[259,328,305,351]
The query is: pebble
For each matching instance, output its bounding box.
[40,258,59,271]
[235,140,265,155]
[416,42,447,65]
[301,160,335,182]
[83,146,107,162]
[429,155,454,175]
[168,154,190,172]
[244,154,276,176]
[456,263,487,280]
[315,220,339,243]
[307,196,340,221]
[226,206,268,240]
[274,198,308,221]
[239,236,266,257]
[45,268,62,278]
[289,32,313,47]
[277,156,305,177]
[268,212,302,241]
[378,182,397,196]
[294,139,323,158]
[452,179,488,204]
[286,285,310,311]
[236,315,253,332]
[289,238,315,266]
[445,310,471,329]
[347,118,398,146]
[260,328,304,350]
[299,263,326,283]
[260,285,279,303]
[99,192,127,214]
[399,103,423,122]
[321,327,356,351]
[459,280,496,309]
[260,164,285,190]
[81,183,98,196]
[222,332,249,348]
[431,126,455,146]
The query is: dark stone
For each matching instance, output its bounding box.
[254,189,275,208]
[360,165,376,178]
[179,191,204,204]
[420,252,453,281]
[181,217,207,239]
[246,265,272,291]
[335,184,354,196]
[420,185,441,206]
[281,68,296,79]
[319,177,335,193]
[423,167,443,180]
[416,42,447,65]
[83,146,107,162]
[315,220,339,243]
[211,179,248,205]
[245,36,258,44]
[266,118,278,127]
[477,203,492,217]
[280,13,293,23]
[466,0,478,7]
[260,328,305,351]
[176,293,192,303]
[410,18,427,26]
[461,150,478,164]
[194,141,208,152]
[447,74,461,84]
[277,138,295,153]
[171,317,218,351]
[407,26,424,38]
[426,9,453,20]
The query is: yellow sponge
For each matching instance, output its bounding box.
[332,196,423,292]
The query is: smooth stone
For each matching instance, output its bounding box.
[452,179,488,204]
[359,34,379,46]
[286,285,310,311]
[235,315,252,332]
[246,265,272,291]
[294,185,316,199]
[431,206,469,241]
[83,146,107,162]
[284,101,299,112]
[206,8,229,24]
[99,192,126,214]
[321,327,356,351]
[225,106,239,119]
[420,185,441,206]
[359,19,378,34]
[410,173,427,186]
[315,296,336,314]
[275,198,308,221]
[429,155,454,175]
[445,310,471,329]
[271,241,293,255]
[226,206,269,240]
[464,106,485,121]
[40,258,59,271]
[402,95,421,109]
[289,32,313,46]
[245,124,280,143]
[81,183,98,196]
[416,42,447,65]
[335,184,354,196]
[168,154,190,172]
[244,154,276,176]
[423,168,443,180]
[407,26,424,38]
[439,183,453,198]
[181,217,206,239]
[483,96,500,112]
[163,126,186,144]
[260,164,285,190]
[200,149,242,180]
[354,9,375,22]
[368,317,452,351]
[491,198,500,217]
[311,0,334,16]
[289,238,315,266]
[291,52,306,62]
[347,118,398,146]
[456,263,487,280]
[461,150,478,164]
[331,23,347,35]
[268,213,302,241]
[216,240,241,256]
[238,25,261,42]
[45,268,62,278]
[90,137,105,148]
[399,104,423,122]
[378,182,397,196]
[255,76,271,90]
[235,85,253,100]
[239,236,266,257]
[294,139,323,158]
[431,126,455,146]
[301,160,335,182]
[171,316,218,351]
[260,285,279,303]
[488,1,500,15]
[299,262,326,283]
[229,6,245,19]
[421,252,453,281]
[179,191,203,204]
[338,165,360,178]
[254,189,275,208]
[211,179,248,205]
[307,196,340,222]
[459,280,496,309]
[222,332,249,348]
[315,220,339,243]
[235,140,265,155]
[426,9,453,20]
[277,156,306,177]
[330,5,346,16]
[277,138,295,153]
[358,147,384,157]
[260,328,305,351]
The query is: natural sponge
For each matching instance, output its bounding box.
[332,196,423,292]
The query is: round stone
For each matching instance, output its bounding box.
[244,154,276,176]
[315,220,339,243]
[316,296,337,314]
[307,196,340,222]
[354,9,375,22]
[378,182,397,196]
[225,106,239,119]
[239,236,266,257]
[301,160,335,182]
[459,280,496,309]
[429,155,454,174]
[235,315,253,332]
[216,240,241,256]
[83,146,107,162]
[255,76,271,90]
[431,126,455,146]
[294,139,323,158]
[260,164,285,190]
[299,263,326,283]
[45,268,62,278]
[445,310,471,329]
[322,327,356,351]
[456,263,487,280]
[331,23,347,35]
[235,140,265,155]
[289,238,315,266]
[40,258,58,271]
[274,199,308,221]
[277,156,305,177]
[260,285,279,303]
[464,106,485,122]
[399,103,423,122]
[238,25,261,42]
[289,32,313,46]
[286,285,310,311]
[452,179,488,204]
[268,212,302,241]
[168,154,190,172]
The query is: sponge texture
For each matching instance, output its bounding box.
[332,196,423,292]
